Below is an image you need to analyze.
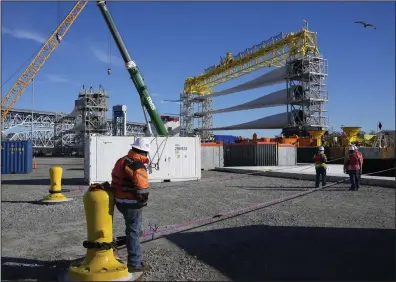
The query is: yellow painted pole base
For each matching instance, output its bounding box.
[63,271,142,282]
[41,193,72,204]
[66,249,135,281]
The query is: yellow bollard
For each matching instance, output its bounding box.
[66,183,139,281]
[42,166,72,204]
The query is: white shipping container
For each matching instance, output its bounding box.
[201,144,224,170]
[84,135,201,184]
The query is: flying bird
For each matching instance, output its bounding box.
[354,21,377,29]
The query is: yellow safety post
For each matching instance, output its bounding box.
[308,130,325,146]
[66,183,141,281]
[41,166,72,204]
[341,126,361,146]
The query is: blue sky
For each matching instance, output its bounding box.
[2,1,395,137]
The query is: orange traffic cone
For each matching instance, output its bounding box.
[33,157,37,169]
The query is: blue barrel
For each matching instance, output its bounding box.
[1,141,33,174]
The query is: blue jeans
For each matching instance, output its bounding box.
[115,202,143,268]
[315,167,327,187]
[348,170,360,189]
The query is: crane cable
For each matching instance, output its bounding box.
[1,49,40,90]
[107,29,112,75]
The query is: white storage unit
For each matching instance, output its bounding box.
[84,135,201,184]
[201,144,224,170]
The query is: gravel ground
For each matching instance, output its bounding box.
[1,158,395,281]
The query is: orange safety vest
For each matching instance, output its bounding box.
[345,153,361,171]
[111,150,150,206]
[355,151,363,165]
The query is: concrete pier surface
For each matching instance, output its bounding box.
[215,164,395,188]
[1,158,395,281]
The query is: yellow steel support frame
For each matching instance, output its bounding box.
[1,0,88,121]
[183,29,319,95]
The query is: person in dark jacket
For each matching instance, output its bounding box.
[344,145,362,191]
[313,146,328,188]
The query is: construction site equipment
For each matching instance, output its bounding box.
[181,23,327,139]
[372,130,396,148]
[1,0,88,121]
[3,0,168,143]
[84,136,201,184]
[96,0,168,136]
[183,30,318,95]
[341,126,361,146]
[66,183,140,281]
[42,166,72,203]
[308,130,325,146]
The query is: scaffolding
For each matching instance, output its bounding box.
[112,105,127,136]
[283,55,328,136]
[181,24,320,139]
[194,95,213,139]
[180,93,195,137]
[53,114,78,154]
[76,86,109,135]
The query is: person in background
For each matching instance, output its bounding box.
[354,145,364,181]
[344,145,362,191]
[313,146,327,188]
[111,137,151,273]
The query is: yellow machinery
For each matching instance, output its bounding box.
[1,0,87,121]
[308,130,325,146]
[183,21,319,95]
[342,126,361,146]
[42,166,72,204]
[66,183,140,281]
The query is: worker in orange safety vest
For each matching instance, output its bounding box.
[353,145,364,182]
[111,137,151,273]
[344,145,362,191]
[313,146,328,188]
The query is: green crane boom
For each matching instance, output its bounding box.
[96,1,168,136]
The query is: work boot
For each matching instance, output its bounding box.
[128,262,150,273]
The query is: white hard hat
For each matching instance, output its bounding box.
[318,146,324,151]
[131,137,151,153]
[349,145,355,151]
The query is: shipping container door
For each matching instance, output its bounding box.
[176,137,197,179]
